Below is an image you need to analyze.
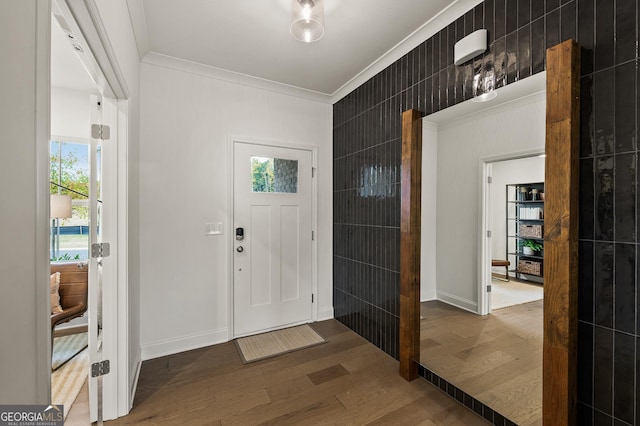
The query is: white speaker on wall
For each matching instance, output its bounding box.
[454,29,488,65]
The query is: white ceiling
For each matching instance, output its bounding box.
[51,17,99,94]
[131,0,461,96]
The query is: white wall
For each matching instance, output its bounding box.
[427,92,545,312]
[490,156,545,276]
[139,60,333,359]
[51,87,91,140]
[0,0,51,404]
[420,123,438,301]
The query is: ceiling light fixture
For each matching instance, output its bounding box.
[290,0,324,43]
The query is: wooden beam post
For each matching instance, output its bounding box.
[543,39,580,426]
[399,109,422,381]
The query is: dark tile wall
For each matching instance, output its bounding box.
[333,0,640,424]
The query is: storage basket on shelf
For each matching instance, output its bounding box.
[519,224,543,238]
[518,259,543,276]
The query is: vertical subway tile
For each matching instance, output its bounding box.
[432,72,440,112]
[495,0,506,40]
[485,0,495,43]
[616,0,637,65]
[560,1,577,43]
[506,32,518,84]
[465,9,474,36]
[615,243,636,334]
[577,0,595,74]
[593,326,613,415]
[494,37,507,88]
[615,62,637,153]
[615,153,636,242]
[440,28,448,71]
[531,18,545,74]
[547,0,560,12]
[546,9,560,49]
[456,16,465,45]
[578,240,594,323]
[532,0,544,20]
[425,37,434,78]
[518,24,531,79]
[447,66,456,107]
[580,74,595,157]
[506,0,518,34]
[578,322,594,406]
[474,3,484,31]
[455,65,465,104]
[594,242,614,327]
[447,23,455,66]
[517,0,530,28]
[595,69,615,155]
[417,42,426,82]
[433,32,441,74]
[580,157,595,240]
[614,332,635,424]
[595,156,615,240]
[595,0,615,71]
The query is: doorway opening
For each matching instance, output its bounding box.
[483,155,545,313]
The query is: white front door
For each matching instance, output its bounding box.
[233,142,313,337]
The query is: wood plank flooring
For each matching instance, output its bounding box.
[65,320,487,425]
[420,300,543,426]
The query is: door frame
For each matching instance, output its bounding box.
[43,0,131,419]
[228,137,318,339]
[478,149,544,316]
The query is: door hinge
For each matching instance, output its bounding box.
[91,124,111,140]
[487,176,492,184]
[487,285,492,293]
[91,360,110,377]
[312,167,316,178]
[91,242,111,258]
[312,294,314,303]
[487,230,492,238]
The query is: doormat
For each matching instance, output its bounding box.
[235,325,326,363]
[51,332,88,419]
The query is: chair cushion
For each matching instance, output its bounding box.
[50,272,63,314]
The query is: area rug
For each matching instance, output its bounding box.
[491,279,544,310]
[235,324,326,363]
[51,332,88,419]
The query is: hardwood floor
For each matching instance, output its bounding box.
[420,300,543,426]
[72,320,486,425]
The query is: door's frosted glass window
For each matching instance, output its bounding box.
[251,157,298,193]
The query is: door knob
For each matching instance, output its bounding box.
[236,246,244,253]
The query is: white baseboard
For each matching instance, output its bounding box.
[141,328,228,361]
[317,306,334,321]
[437,291,478,313]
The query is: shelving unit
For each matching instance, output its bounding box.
[506,182,544,284]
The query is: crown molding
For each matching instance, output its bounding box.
[142,52,332,103]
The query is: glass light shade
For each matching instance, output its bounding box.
[51,194,72,219]
[290,0,324,43]
[472,68,497,103]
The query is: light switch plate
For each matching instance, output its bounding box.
[206,222,223,235]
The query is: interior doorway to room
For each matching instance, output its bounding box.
[483,155,545,314]
[232,141,314,337]
[50,9,119,423]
